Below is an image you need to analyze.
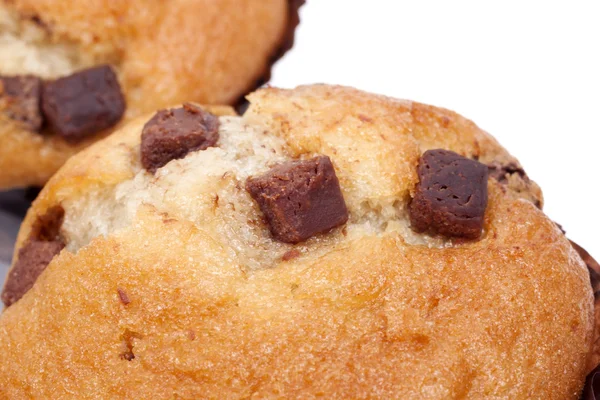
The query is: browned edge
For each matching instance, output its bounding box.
[235,0,306,114]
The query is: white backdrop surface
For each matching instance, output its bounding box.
[272,0,600,257]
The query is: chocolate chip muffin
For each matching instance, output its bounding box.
[0,85,595,399]
[0,0,303,190]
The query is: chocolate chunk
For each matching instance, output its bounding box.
[0,75,43,131]
[30,205,64,241]
[582,364,600,400]
[487,162,528,184]
[41,65,125,142]
[409,149,488,239]
[140,103,220,173]
[1,239,64,307]
[246,156,348,244]
[1,206,65,307]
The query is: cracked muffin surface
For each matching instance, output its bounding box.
[0,85,593,399]
[0,0,303,189]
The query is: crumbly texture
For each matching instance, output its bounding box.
[0,0,299,189]
[0,85,592,399]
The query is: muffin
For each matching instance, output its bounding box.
[0,84,596,399]
[0,0,303,190]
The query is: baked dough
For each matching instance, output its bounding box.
[0,85,593,399]
[0,0,302,189]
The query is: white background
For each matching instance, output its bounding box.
[272,1,600,257]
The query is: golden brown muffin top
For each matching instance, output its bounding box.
[0,0,302,188]
[0,85,593,399]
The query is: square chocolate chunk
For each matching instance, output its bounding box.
[140,104,220,173]
[1,205,65,307]
[41,65,125,142]
[246,156,349,244]
[409,149,488,239]
[1,239,64,307]
[0,75,43,131]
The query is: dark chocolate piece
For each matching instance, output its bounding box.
[582,364,600,400]
[140,103,220,173]
[246,156,348,244]
[487,161,528,184]
[30,205,64,241]
[41,65,125,142]
[0,75,43,131]
[409,149,488,239]
[1,239,64,307]
[1,206,65,307]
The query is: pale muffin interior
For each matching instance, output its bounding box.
[0,5,83,78]
[0,5,118,79]
[61,114,450,271]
